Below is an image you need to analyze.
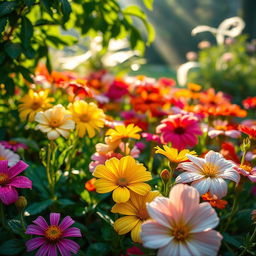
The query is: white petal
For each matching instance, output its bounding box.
[157,240,180,256]
[191,178,211,195]
[36,124,52,133]
[47,130,59,140]
[35,112,49,124]
[209,178,227,199]
[175,172,204,184]
[219,170,240,184]
[55,128,70,139]
[59,119,75,130]
[141,221,172,249]
[189,202,219,232]
[187,154,205,169]
[178,162,203,173]
[205,151,223,165]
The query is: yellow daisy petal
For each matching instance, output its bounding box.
[114,216,140,235]
[94,179,118,193]
[112,187,130,203]
[131,221,142,243]
[127,183,151,196]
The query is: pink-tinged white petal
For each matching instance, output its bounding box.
[32,216,48,230]
[147,197,175,228]
[25,224,45,236]
[62,227,82,237]
[157,240,180,256]
[209,178,228,199]
[191,178,211,195]
[0,186,18,205]
[169,184,200,224]
[35,112,49,125]
[205,151,223,165]
[141,221,173,248]
[8,176,32,188]
[208,130,223,138]
[26,237,46,251]
[59,216,75,231]
[175,172,204,184]
[186,154,205,169]
[0,160,8,174]
[178,162,203,173]
[219,170,240,184]
[50,213,60,226]
[225,130,241,138]
[189,202,219,232]
[248,175,256,182]
[59,239,80,254]
[47,130,60,140]
[8,161,28,179]
[217,159,236,172]
[187,230,222,256]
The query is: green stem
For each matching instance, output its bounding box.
[0,202,7,229]
[239,225,256,256]
[19,210,26,231]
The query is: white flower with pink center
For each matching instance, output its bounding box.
[141,184,222,256]
[176,150,240,198]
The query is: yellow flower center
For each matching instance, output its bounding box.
[0,156,6,160]
[45,225,62,241]
[201,163,219,178]
[137,208,149,220]
[215,125,227,131]
[117,177,128,187]
[31,101,42,110]
[171,226,190,241]
[240,164,252,173]
[0,173,8,184]
[80,114,91,123]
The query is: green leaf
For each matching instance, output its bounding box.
[0,1,18,18]
[0,17,8,34]
[0,52,5,65]
[12,138,39,151]
[86,243,110,256]
[17,66,34,83]
[58,198,75,206]
[26,199,53,215]
[40,0,52,15]
[7,220,24,237]
[23,46,35,59]
[24,0,36,7]
[0,239,24,255]
[143,0,154,10]
[59,0,72,22]
[20,17,33,48]
[223,232,242,248]
[4,77,15,95]
[80,190,91,203]
[4,42,22,59]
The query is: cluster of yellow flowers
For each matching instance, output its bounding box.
[18,89,105,140]
[93,155,159,242]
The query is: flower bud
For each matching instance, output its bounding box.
[241,137,251,152]
[15,196,27,209]
[160,169,170,184]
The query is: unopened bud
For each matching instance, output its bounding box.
[241,137,251,152]
[251,210,256,223]
[15,196,27,209]
[160,169,170,183]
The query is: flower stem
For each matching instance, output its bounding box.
[0,202,7,229]
[239,225,256,256]
[19,210,26,232]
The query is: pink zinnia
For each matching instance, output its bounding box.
[26,213,82,256]
[0,140,28,152]
[141,184,222,256]
[156,114,202,150]
[0,160,32,205]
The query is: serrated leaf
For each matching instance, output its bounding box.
[0,1,18,18]
[26,199,53,215]
[59,0,72,22]
[21,17,33,48]
[0,239,24,255]
[4,42,22,59]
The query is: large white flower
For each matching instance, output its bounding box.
[0,145,20,166]
[141,184,222,256]
[176,150,240,198]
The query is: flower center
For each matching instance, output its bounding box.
[240,164,252,173]
[31,101,41,110]
[45,225,62,241]
[117,177,128,187]
[202,163,219,178]
[171,226,190,241]
[50,119,60,127]
[215,125,227,131]
[0,156,6,160]
[137,208,149,220]
[174,127,185,135]
[0,173,8,184]
[80,114,90,122]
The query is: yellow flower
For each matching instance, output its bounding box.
[155,145,197,164]
[106,124,142,143]
[18,89,54,122]
[35,104,75,140]
[68,100,105,138]
[112,191,160,243]
[93,156,152,203]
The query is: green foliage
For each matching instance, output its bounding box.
[0,0,154,95]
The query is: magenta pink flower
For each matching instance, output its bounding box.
[156,114,202,150]
[26,213,82,256]
[0,140,28,152]
[235,165,256,183]
[0,160,31,205]
[141,184,222,256]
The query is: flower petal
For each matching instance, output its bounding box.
[33,216,49,230]
[59,216,74,231]
[8,161,28,179]
[26,224,45,236]
[175,172,204,184]
[8,176,32,189]
[50,213,60,226]
[127,183,151,196]
[131,221,142,243]
[112,187,130,203]
[0,186,18,205]
[58,239,80,254]
[191,178,211,195]
[0,160,8,174]
[62,227,82,238]
[209,178,228,199]
[26,237,46,251]
[94,179,118,193]
[114,216,140,235]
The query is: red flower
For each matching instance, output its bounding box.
[220,142,240,163]
[239,125,256,139]
[243,97,256,109]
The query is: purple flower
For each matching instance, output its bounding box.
[0,140,28,152]
[0,160,32,205]
[26,213,82,256]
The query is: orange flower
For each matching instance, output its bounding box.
[85,178,96,191]
[202,192,228,209]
